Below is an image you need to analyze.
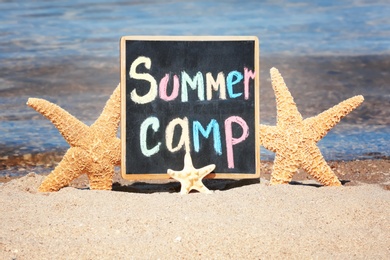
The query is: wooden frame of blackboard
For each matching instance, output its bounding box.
[120,36,260,180]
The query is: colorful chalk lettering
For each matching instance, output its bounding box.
[120,36,259,180]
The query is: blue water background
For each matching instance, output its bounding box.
[0,0,389,167]
[1,0,390,59]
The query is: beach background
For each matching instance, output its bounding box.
[0,0,389,259]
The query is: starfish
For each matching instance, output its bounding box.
[27,84,121,192]
[167,152,215,194]
[260,68,364,186]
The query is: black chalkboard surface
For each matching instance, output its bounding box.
[120,36,259,180]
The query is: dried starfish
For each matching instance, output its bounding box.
[27,84,121,192]
[260,68,364,186]
[167,152,215,194]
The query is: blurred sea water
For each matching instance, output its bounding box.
[0,0,389,176]
[1,0,390,59]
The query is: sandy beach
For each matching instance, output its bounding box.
[1,159,389,259]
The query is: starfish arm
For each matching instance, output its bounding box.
[38,148,88,192]
[106,137,121,166]
[179,179,192,195]
[300,144,341,186]
[269,154,299,185]
[270,68,303,126]
[183,152,195,168]
[167,170,191,194]
[87,162,115,190]
[91,84,121,137]
[192,182,213,194]
[304,95,364,142]
[198,164,216,178]
[259,124,280,153]
[167,170,186,181]
[27,98,89,147]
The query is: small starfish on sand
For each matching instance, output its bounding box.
[260,68,364,186]
[27,84,121,192]
[167,152,215,194]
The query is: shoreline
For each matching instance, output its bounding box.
[1,53,389,159]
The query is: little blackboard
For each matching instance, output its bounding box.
[120,36,259,180]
